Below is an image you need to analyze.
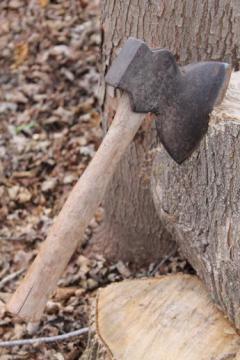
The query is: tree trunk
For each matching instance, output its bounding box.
[88,0,240,265]
[82,275,240,359]
[152,72,240,329]
[87,0,180,264]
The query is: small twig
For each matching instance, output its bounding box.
[0,327,89,347]
[0,269,25,290]
[149,247,177,275]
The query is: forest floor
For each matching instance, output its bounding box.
[0,1,193,359]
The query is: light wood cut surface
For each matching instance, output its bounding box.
[97,275,240,360]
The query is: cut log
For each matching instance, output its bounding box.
[89,274,240,360]
[151,71,240,329]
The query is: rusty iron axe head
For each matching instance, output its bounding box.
[105,37,231,164]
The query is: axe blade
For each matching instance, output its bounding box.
[156,61,232,164]
[105,37,232,163]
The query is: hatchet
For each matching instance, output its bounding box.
[7,38,231,321]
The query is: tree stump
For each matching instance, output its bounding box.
[92,0,240,265]
[151,71,240,328]
[83,274,240,359]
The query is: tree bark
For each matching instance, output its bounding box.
[87,1,178,264]
[151,71,240,328]
[88,0,240,265]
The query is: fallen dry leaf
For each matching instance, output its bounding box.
[13,42,29,67]
[39,0,49,7]
[54,287,78,302]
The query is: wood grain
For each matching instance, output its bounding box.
[97,275,240,360]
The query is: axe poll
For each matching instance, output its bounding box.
[7,38,231,321]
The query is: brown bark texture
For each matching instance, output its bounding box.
[152,71,240,328]
[94,0,240,264]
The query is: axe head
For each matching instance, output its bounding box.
[105,38,232,164]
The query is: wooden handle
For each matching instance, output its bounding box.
[7,94,145,321]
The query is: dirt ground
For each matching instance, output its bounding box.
[0,1,193,359]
